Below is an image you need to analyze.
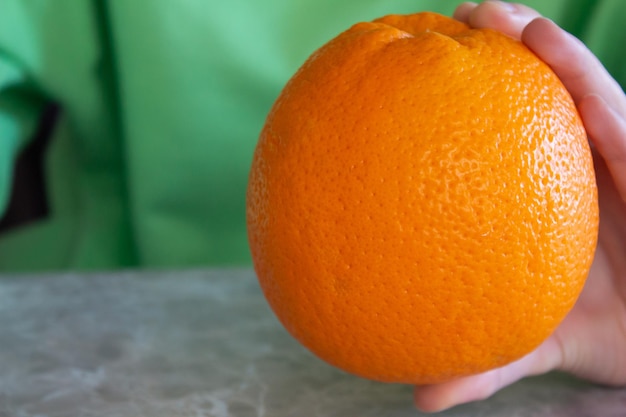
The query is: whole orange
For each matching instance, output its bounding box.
[246,12,599,384]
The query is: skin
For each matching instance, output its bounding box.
[413,1,626,412]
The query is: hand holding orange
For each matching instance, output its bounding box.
[247,12,598,384]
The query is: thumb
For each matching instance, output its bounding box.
[413,337,562,412]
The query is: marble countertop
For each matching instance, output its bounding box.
[0,268,624,416]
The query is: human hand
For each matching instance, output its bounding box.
[414,1,626,412]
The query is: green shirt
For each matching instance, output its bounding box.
[0,0,624,272]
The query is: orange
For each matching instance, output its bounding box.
[246,12,599,384]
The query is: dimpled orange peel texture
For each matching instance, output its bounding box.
[246,12,599,384]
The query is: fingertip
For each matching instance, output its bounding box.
[413,374,498,413]
[452,2,478,24]
[521,16,567,54]
[579,93,621,146]
[467,2,520,38]
[413,388,442,413]
[412,341,563,412]
[413,385,454,413]
[462,1,542,39]
[578,93,606,119]
[579,94,626,177]
[523,15,558,32]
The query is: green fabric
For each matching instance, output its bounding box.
[0,59,45,217]
[0,0,623,272]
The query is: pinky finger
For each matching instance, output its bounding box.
[413,337,562,412]
[579,94,626,202]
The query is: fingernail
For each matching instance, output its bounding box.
[487,0,517,12]
[502,2,517,11]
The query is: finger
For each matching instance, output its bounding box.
[452,2,477,23]
[460,1,541,40]
[579,94,626,202]
[413,337,562,412]
[522,17,626,119]
[552,266,626,387]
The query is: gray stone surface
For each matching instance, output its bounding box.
[0,268,624,416]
